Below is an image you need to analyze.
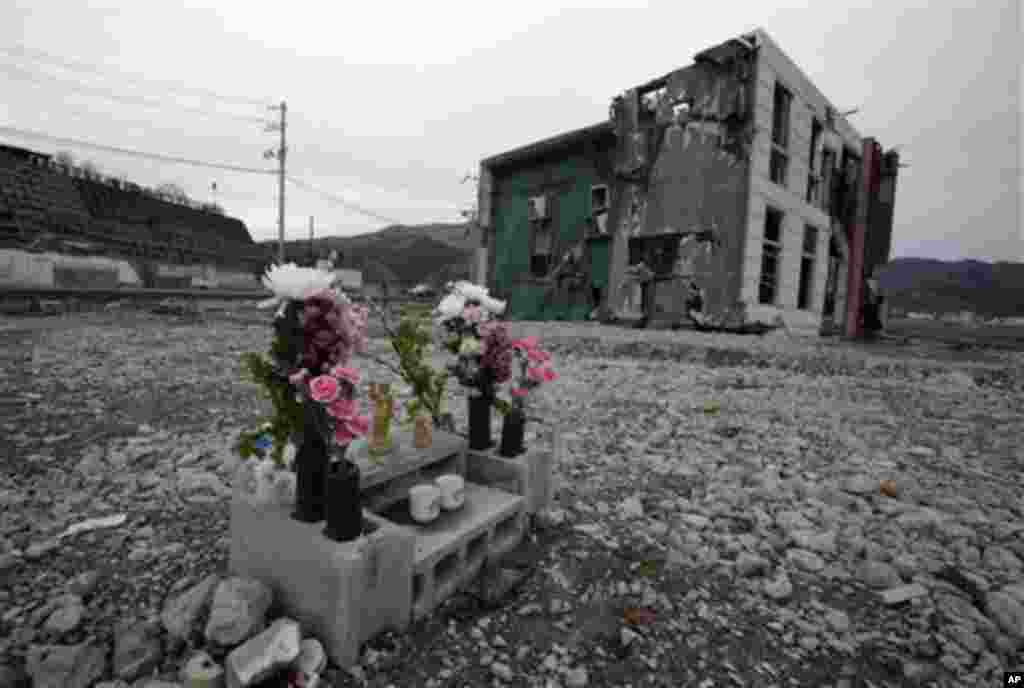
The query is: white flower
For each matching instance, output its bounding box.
[258,263,336,309]
[435,292,467,323]
[443,281,506,317]
[452,281,489,303]
[479,294,506,316]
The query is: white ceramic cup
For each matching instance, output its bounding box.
[435,474,466,511]
[409,484,442,523]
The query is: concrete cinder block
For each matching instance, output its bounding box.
[463,430,558,516]
[404,483,527,620]
[229,493,415,669]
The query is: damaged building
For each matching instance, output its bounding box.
[472,28,899,337]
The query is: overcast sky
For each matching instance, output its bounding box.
[1,1,1020,262]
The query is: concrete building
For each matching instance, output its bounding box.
[473,28,899,337]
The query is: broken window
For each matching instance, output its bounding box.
[590,185,609,213]
[819,148,836,214]
[770,82,792,187]
[531,222,553,277]
[806,119,823,204]
[797,225,819,310]
[759,207,784,305]
[770,149,788,186]
[771,83,792,148]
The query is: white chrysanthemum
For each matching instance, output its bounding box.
[258,263,336,309]
[435,291,467,323]
[442,281,506,317]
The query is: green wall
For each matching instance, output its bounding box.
[490,145,611,321]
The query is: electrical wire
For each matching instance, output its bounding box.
[0,43,275,109]
[286,176,405,224]
[0,125,277,175]
[1,62,272,126]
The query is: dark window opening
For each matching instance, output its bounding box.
[770,149,788,186]
[590,185,609,213]
[798,226,819,310]
[771,83,792,148]
[820,148,836,214]
[531,223,553,278]
[759,208,784,305]
[807,119,823,203]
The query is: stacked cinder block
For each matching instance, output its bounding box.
[229,428,559,668]
[230,492,415,669]
[408,483,527,620]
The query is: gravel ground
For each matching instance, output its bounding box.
[1,308,1023,687]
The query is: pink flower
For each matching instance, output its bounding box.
[542,367,559,382]
[335,425,357,445]
[327,397,357,418]
[309,375,340,403]
[329,366,361,386]
[288,368,310,385]
[512,336,539,351]
[527,348,551,363]
[527,366,546,383]
[511,387,528,398]
[462,305,483,323]
[343,414,371,436]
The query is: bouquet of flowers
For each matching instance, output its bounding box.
[237,264,372,467]
[506,336,559,413]
[434,281,512,398]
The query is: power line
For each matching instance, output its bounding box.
[0,43,274,109]
[286,176,404,225]
[0,62,271,126]
[0,125,277,175]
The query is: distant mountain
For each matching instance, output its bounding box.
[880,257,1024,318]
[260,222,473,286]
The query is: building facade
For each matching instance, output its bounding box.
[474,28,899,336]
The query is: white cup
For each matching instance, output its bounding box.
[435,474,466,511]
[409,484,442,523]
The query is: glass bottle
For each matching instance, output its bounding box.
[368,382,394,460]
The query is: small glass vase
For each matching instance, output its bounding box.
[498,406,526,458]
[368,382,394,461]
[468,393,493,451]
[414,413,433,449]
[324,445,363,543]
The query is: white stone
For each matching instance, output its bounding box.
[225,618,301,688]
[565,666,589,687]
[619,497,644,519]
[786,548,825,573]
[205,577,273,646]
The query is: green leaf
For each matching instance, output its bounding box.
[638,560,659,577]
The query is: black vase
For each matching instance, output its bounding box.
[499,407,526,457]
[292,414,329,523]
[324,451,362,543]
[468,394,494,450]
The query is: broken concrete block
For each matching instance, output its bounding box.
[225,618,301,688]
[25,641,108,688]
[162,575,220,640]
[180,650,224,688]
[879,583,929,606]
[204,577,273,646]
[113,619,163,681]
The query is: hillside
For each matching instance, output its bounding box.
[260,222,473,286]
[880,257,1024,318]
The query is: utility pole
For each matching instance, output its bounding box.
[308,215,315,266]
[267,101,288,264]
